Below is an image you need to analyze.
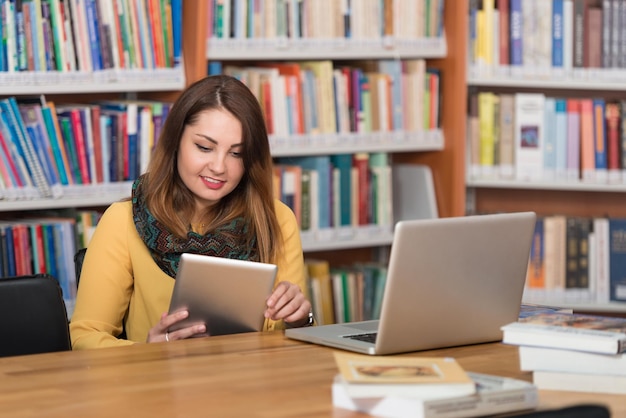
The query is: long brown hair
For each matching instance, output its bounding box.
[144,75,281,263]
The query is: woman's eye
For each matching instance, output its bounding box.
[230,151,242,158]
[196,144,211,152]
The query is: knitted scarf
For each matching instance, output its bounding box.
[132,176,258,278]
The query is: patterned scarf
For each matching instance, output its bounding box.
[132,176,258,278]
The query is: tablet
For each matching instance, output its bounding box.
[167,253,278,336]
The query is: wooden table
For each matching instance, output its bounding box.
[0,331,623,417]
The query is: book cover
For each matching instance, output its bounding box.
[478,92,496,178]
[572,0,586,68]
[467,93,480,179]
[333,352,476,400]
[592,98,607,183]
[520,345,626,376]
[526,217,545,289]
[509,0,523,66]
[566,98,581,181]
[329,154,353,227]
[535,0,552,69]
[554,98,568,180]
[332,372,538,418]
[497,0,510,66]
[543,97,557,180]
[498,93,515,179]
[579,98,595,182]
[533,370,626,394]
[605,101,621,183]
[514,93,545,181]
[584,5,602,68]
[501,312,626,354]
[563,0,574,69]
[609,218,626,302]
[543,214,566,290]
[552,0,565,67]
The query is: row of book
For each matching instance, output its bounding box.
[470,0,626,72]
[502,311,626,395]
[207,0,445,41]
[0,216,83,316]
[275,153,392,234]
[468,92,626,184]
[305,258,388,326]
[522,215,626,306]
[0,95,172,200]
[0,0,182,73]
[210,59,441,138]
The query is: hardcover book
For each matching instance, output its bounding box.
[501,312,626,354]
[519,345,626,376]
[533,370,626,395]
[514,93,545,181]
[333,352,476,400]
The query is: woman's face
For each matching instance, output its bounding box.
[177,109,245,213]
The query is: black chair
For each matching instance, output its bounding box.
[74,247,87,287]
[0,274,72,357]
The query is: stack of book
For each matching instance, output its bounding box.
[502,312,626,394]
[331,352,538,418]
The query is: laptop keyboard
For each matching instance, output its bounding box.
[343,332,378,344]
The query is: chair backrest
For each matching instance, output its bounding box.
[74,247,87,287]
[0,274,72,357]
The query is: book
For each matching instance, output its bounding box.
[533,370,626,395]
[519,345,626,376]
[514,93,545,181]
[333,352,476,400]
[332,371,538,418]
[608,218,626,302]
[501,312,626,354]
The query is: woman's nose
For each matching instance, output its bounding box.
[208,152,226,173]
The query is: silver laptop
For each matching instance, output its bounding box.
[168,253,277,336]
[286,212,537,355]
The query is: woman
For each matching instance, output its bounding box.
[70,75,312,349]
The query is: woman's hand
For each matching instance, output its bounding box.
[146,310,207,343]
[264,281,312,326]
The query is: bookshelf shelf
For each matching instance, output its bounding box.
[468,66,626,91]
[0,183,133,212]
[207,37,447,60]
[270,130,444,157]
[0,69,185,95]
[301,226,394,252]
[467,179,626,193]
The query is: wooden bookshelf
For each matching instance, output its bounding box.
[466,2,626,313]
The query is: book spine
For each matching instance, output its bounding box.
[509,0,523,65]
[552,0,564,67]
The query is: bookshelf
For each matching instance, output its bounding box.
[192,0,467,256]
[0,1,469,321]
[466,1,626,314]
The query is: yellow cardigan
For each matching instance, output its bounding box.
[70,199,306,349]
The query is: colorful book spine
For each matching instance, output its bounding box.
[509,0,523,66]
[552,0,564,67]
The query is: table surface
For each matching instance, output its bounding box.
[0,331,623,418]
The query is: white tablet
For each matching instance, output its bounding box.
[167,253,277,336]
